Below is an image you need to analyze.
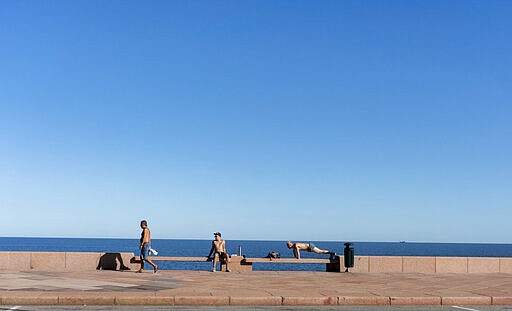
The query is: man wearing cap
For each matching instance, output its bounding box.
[207,232,230,272]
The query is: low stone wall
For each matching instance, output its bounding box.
[1,252,511,273]
[349,256,512,273]
[0,252,139,271]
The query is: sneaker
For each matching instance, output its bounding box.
[226,269,231,272]
[211,268,216,272]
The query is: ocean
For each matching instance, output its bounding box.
[1,237,511,271]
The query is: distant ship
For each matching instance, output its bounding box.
[399,241,406,243]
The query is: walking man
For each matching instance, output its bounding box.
[137,220,158,273]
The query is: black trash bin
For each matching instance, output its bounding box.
[344,242,354,272]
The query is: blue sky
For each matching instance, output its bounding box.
[1,1,511,242]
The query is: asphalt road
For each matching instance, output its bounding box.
[1,306,512,311]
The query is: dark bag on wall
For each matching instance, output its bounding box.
[266,251,280,259]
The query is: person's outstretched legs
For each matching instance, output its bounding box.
[312,247,331,255]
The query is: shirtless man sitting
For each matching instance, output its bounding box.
[207,232,230,272]
[287,241,335,260]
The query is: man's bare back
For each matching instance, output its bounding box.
[287,241,333,259]
[293,242,310,251]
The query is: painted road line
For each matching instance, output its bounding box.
[8,307,21,310]
[452,306,481,311]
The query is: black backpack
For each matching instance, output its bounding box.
[266,251,281,259]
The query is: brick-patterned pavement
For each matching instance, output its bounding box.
[1,270,512,306]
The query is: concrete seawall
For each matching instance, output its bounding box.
[1,252,511,273]
[353,255,512,273]
[0,252,138,271]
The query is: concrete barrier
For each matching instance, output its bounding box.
[0,252,511,273]
[338,256,512,273]
[0,252,138,271]
[403,256,436,273]
[500,258,512,273]
[436,257,468,273]
[468,257,500,273]
[352,256,369,272]
[0,252,31,270]
[369,256,403,273]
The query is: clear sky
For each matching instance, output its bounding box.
[1,1,511,243]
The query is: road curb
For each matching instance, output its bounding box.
[0,294,505,306]
[441,296,492,305]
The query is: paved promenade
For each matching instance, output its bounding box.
[1,270,512,306]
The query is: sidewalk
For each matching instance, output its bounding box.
[1,270,512,306]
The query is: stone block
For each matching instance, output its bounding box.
[65,252,101,271]
[7,252,31,270]
[30,252,66,270]
[402,257,436,273]
[338,296,390,305]
[351,256,369,273]
[442,296,491,305]
[282,296,337,305]
[145,296,174,305]
[115,296,174,305]
[174,296,229,305]
[58,295,115,305]
[369,256,402,273]
[58,295,85,305]
[326,256,343,272]
[436,257,467,273]
[229,296,282,305]
[499,258,512,273]
[223,256,253,272]
[492,296,512,305]
[115,296,150,305]
[0,252,9,270]
[2,295,59,305]
[468,257,500,273]
[390,296,441,305]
